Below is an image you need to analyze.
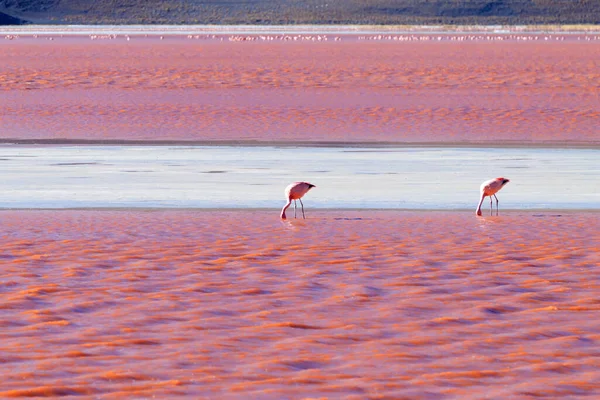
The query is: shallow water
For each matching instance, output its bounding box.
[0,210,599,398]
[0,145,598,210]
[1,32,599,399]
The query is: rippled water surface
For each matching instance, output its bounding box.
[1,31,599,399]
[2,36,599,143]
[0,145,598,210]
[0,210,599,398]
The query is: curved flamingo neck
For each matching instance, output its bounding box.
[476,193,485,216]
[280,199,292,219]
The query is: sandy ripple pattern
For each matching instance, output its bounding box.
[1,39,600,143]
[0,210,599,398]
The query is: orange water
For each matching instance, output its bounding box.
[1,210,599,397]
[1,38,600,143]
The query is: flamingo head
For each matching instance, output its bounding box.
[499,177,510,186]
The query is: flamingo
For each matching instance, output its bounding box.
[476,177,510,216]
[280,182,315,219]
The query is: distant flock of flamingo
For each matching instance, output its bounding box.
[4,33,600,42]
[281,177,510,219]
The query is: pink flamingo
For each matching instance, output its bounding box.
[476,177,510,216]
[280,182,316,219]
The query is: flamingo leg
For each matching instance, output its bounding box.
[494,194,499,216]
[489,196,493,216]
[300,198,305,219]
[294,200,297,218]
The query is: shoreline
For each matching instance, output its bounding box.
[3,24,600,36]
[1,208,598,212]
[1,139,599,149]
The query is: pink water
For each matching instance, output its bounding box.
[1,210,599,398]
[1,37,599,144]
[1,33,599,398]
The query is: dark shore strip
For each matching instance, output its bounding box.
[1,139,599,149]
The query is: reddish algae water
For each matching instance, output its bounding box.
[1,210,599,398]
[1,37,600,144]
[1,34,599,398]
